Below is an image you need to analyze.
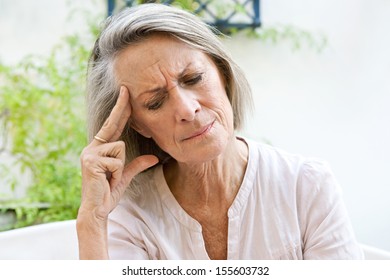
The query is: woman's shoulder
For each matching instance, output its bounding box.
[242,136,337,191]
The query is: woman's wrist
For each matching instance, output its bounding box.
[76,209,109,259]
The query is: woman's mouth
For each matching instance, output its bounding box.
[182,120,215,141]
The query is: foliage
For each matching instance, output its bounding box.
[0,24,98,228]
[247,24,328,53]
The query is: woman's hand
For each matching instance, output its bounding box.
[76,86,158,259]
[79,86,158,220]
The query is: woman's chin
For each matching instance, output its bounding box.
[175,136,229,165]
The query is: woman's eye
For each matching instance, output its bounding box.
[183,74,203,86]
[146,99,164,110]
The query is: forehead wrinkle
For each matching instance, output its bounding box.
[140,59,162,81]
[132,59,164,95]
[128,48,206,98]
[156,61,182,90]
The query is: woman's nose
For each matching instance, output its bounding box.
[170,87,201,122]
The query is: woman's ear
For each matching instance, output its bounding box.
[129,119,152,138]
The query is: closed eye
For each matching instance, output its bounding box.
[146,99,164,110]
[145,92,167,110]
[182,73,203,86]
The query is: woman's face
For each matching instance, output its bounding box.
[114,35,234,164]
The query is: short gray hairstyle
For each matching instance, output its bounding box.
[86,3,253,193]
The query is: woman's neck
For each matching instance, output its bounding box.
[163,136,248,208]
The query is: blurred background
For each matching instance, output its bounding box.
[0,0,389,252]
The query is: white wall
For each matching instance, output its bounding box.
[0,0,389,251]
[0,0,104,64]
[230,0,390,251]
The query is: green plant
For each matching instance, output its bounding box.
[247,24,328,52]
[0,24,98,228]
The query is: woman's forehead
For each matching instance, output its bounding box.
[114,36,214,86]
[116,35,207,67]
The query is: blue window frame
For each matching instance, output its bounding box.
[107,0,261,32]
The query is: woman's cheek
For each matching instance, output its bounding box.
[141,119,167,139]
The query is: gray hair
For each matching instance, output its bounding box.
[86,3,253,194]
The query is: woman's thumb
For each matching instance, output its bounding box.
[122,155,159,184]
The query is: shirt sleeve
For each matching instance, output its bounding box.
[296,160,364,259]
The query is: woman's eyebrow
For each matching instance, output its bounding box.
[140,86,165,96]
[138,62,200,98]
[178,62,202,78]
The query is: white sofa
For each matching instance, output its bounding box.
[0,219,389,260]
[0,219,78,260]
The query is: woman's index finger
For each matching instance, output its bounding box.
[92,86,132,145]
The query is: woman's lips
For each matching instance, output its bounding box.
[183,120,215,141]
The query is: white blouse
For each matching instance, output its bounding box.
[107,138,363,259]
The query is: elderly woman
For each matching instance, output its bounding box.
[77,4,363,260]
